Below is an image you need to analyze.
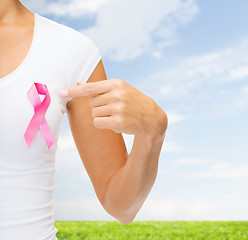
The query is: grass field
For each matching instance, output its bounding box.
[54,221,248,240]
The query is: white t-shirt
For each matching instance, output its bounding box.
[0,12,101,240]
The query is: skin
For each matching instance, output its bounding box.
[0,0,34,79]
[2,0,168,225]
[63,76,168,224]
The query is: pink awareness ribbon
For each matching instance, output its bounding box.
[24,82,55,150]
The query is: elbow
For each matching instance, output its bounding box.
[119,219,133,225]
[102,187,139,225]
[117,213,135,225]
[102,201,136,225]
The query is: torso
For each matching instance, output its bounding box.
[0,12,102,239]
[0,13,34,79]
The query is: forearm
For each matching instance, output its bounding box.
[103,106,167,224]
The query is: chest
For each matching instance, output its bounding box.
[0,25,33,79]
[0,79,65,154]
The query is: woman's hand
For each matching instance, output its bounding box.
[58,79,167,138]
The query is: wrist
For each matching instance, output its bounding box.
[138,103,167,143]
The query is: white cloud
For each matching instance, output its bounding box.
[211,162,233,170]
[162,141,183,153]
[147,37,248,99]
[141,36,248,119]
[54,195,248,221]
[138,198,216,220]
[80,0,199,61]
[21,0,110,17]
[21,0,199,61]
[172,157,214,166]
[136,196,248,220]
[151,51,163,60]
[228,66,248,81]
[42,0,110,18]
[166,111,189,124]
[186,163,248,179]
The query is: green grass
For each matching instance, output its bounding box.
[54,221,248,240]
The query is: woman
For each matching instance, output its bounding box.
[0,0,168,239]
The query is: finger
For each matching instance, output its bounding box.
[91,105,111,118]
[89,91,115,108]
[58,79,111,99]
[93,115,118,131]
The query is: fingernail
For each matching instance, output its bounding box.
[76,81,86,86]
[58,90,68,98]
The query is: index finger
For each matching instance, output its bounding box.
[58,79,110,99]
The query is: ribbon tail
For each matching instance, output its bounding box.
[40,117,55,149]
[24,117,40,149]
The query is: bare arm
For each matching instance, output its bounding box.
[65,59,167,224]
[103,109,167,224]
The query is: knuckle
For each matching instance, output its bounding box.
[112,89,126,102]
[115,79,125,88]
[112,90,121,101]
[117,102,126,113]
[118,90,126,100]
[115,115,125,127]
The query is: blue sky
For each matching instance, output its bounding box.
[21,0,248,221]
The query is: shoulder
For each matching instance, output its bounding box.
[37,13,97,50]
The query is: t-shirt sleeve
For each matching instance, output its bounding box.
[66,34,102,104]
